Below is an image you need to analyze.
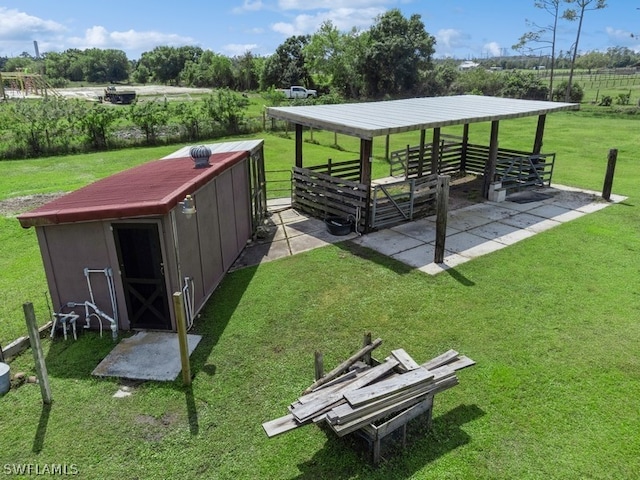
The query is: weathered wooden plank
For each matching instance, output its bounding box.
[391,348,420,372]
[329,376,458,437]
[420,349,459,370]
[293,357,398,422]
[329,369,455,425]
[262,414,306,438]
[438,355,476,372]
[344,367,435,408]
[293,167,366,190]
[374,395,434,439]
[303,338,383,394]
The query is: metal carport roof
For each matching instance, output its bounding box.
[266,94,579,139]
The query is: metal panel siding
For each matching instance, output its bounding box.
[267,95,579,139]
[194,179,225,298]
[232,160,251,252]
[175,204,205,306]
[216,170,238,271]
[40,222,115,322]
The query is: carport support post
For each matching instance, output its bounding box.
[295,124,303,168]
[23,302,52,404]
[461,124,469,173]
[360,138,373,232]
[418,129,426,177]
[533,114,546,155]
[431,128,441,174]
[172,292,191,386]
[482,121,500,199]
[434,175,450,264]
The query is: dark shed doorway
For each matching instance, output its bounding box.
[113,223,171,330]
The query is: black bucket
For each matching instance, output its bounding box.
[325,216,352,236]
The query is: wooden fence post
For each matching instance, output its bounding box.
[602,149,618,201]
[314,351,324,381]
[23,302,52,404]
[434,175,450,264]
[172,292,192,386]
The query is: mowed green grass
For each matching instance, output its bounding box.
[1,107,639,479]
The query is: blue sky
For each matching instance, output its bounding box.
[0,1,638,60]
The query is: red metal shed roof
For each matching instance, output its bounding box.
[18,151,247,228]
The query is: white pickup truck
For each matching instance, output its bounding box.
[278,86,317,99]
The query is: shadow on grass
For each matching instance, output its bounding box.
[444,268,475,287]
[295,403,484,480]
[32,402,52,453]
[335,241,415,276]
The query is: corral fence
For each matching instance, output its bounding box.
[390,138,555,193]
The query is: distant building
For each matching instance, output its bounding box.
[458,61,480,71]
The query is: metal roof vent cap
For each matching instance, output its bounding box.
[189,145,212,168]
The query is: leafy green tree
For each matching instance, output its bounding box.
[500,70,549,99]
[182,51,233,88]
[8,98,73,156]
[138,46,203,85]
[71,101,121,149]
[128,100,169,144]
[173,102,206,141]
[304,21,366,97]
[450,68,504,96]
[232,51,260,91]
[575,50,608,73]
[132,64,151,84]
[563,0,607,101]
[360,9,435,98]
[260,36,312,89]
[202,88,249,135]
[553,79,584,102]
[80,49,130,83]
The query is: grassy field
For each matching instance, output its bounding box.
[0,104,639,479]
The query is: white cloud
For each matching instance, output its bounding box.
[483,42,502,57]
[222,43,259,56]
[278,0,391,10]
[68,27,196,55]
[232,0,264,14]
[606,26,636,45]
[271,7,384,37]
[0,7,66,39]
[435,28,469,56]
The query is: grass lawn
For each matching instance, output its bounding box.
[1,105,639,479]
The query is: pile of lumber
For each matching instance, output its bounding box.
[262,338,474,439]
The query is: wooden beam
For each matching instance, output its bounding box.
[430,127,441,174]
[461,123,469,172]
[482,120,500,198]
[602,148,618,201]
[303,336,382,394]
[418,129,426,177]
[295,124,303,168]
[533,114,546,155]
[434,175,450,264]
[23,302,52,404]
[360,138,373,232]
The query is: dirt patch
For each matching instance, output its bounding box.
[448,174,485,210]
[0,192,66,217]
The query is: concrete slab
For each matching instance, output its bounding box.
[499,212,562,232]
[390,219,460,243]
[390,243,437,269]
[446,208,495,231]
[444,231,507,258]
[231,238,292,270]
[468,221,537,245]
[526,204,585,223]
[92,331,202,381]
[351,229,424,256]
[284,217,326,237]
